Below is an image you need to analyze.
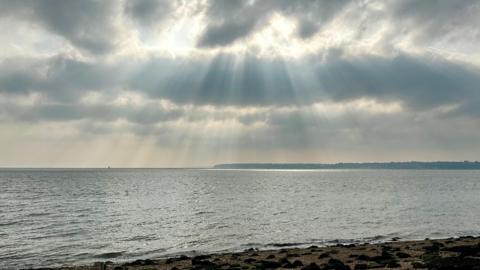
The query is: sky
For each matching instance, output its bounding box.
[1,0,480,167]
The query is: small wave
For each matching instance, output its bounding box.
[0,221,20,226]
[29,230,85,240]
[94,251,125,259]
[127,248,168,257]
[268,242,309,247]
[194,211,215,216]
[25,212,51,217]
[122,235,158,242]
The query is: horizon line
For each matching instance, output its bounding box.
[1,160,480,170]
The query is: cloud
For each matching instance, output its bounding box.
[125,0,172,27]
[314,52,480,111]
[1,0,480,166]
[389,0,480,45]
[129,51,480,116]
[197,0,350,47]
[0,101,183,124]
[0,0,126,55]
[1,0,479,55]
[0,55,127,101]
[2,49,480,117]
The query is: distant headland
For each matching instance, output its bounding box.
[213,161,480,170]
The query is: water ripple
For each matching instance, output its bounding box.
[1,168,480,269]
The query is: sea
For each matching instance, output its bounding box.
[1,169,479,269]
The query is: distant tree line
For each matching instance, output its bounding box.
[213,161,480,170]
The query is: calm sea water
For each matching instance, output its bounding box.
[1,169,479,269]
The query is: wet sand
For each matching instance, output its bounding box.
[33,236,480,270]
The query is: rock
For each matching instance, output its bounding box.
[244,258,256,264]
[424,241,445,254]
[391,237,400,241]
[325,258,351,270]
[282,262,295,268]
[425,256,480,270]
[194,255,212,260]
[93,262,105,270]
[411,261,426,269]
[144,259,155,265]
[356,255,370,261]
[113,267,123,270]
[287,253,300,258]
[124,259,155,266]
[381,245,392,251]
[365,262,383,268]
[386,261,401,268]
[266,254,275,259]
[396,252,411,258]
[292,260,304,267]
[191,257,218,269]
[319,252,330,259]
[259,260,282,269]
[459,236,475,240]
[353,264,368,270]
[424,245,440,253]
[444,244,480,257]
[309,245,319,249]
[369,251,399,268]
[301,262,322,270]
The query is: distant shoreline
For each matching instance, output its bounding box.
[213,161,480,170]
[2,161,480,170]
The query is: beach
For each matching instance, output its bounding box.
[34,236,480,270]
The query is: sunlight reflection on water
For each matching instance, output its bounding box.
[1,169,479,268]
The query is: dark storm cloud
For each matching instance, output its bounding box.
[0,55,125,101]
[128,54,297,105]
[198,0,351,47]
[0,0,121,54]
[2,51,480,118]
[314,52,480,111]
[128,51,480,115]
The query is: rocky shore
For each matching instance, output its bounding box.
[31,236,480,270]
